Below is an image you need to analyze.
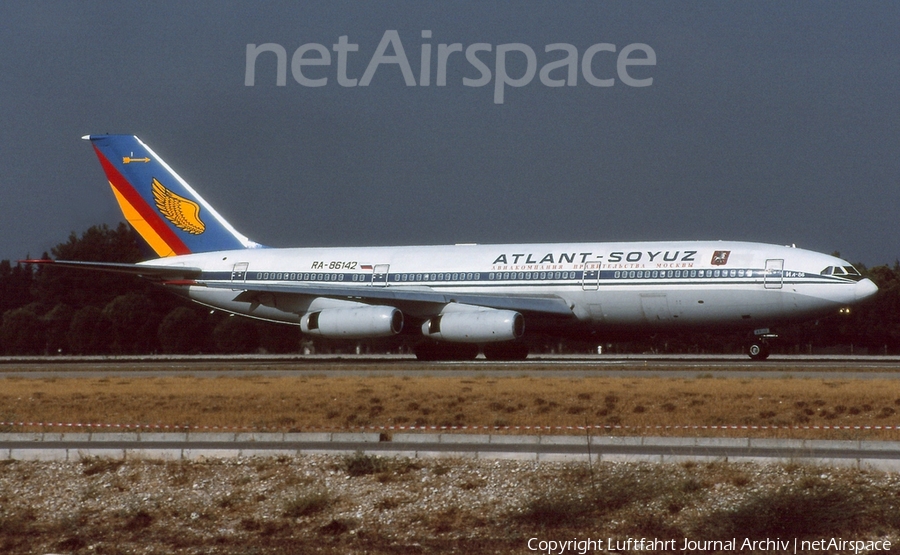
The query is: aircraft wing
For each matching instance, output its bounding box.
[202,281,576,317]
[24,259,575,317]
[20,259,203,280]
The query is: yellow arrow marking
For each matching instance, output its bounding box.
[123,157,150,164]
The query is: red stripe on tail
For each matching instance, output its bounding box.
[93,145,191,256]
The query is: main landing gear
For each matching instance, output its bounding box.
[414,342,479,361]
[414,341,529,361]
[483,342,529,361]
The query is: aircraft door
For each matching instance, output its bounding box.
[371,264,390,287]
[581,263,600,291]
[231,262,249,290]
[764,259,784,290]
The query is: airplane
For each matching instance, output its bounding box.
[28,134,879,360]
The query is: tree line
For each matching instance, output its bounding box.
[1,224,898,356]
[0,224,300,355]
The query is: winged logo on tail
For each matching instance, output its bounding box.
[151,178,206,235]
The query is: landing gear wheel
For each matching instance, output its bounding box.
[748,341,770,361]
[483,342,529,361]
[414,342,479,361]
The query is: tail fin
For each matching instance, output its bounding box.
[83,134,260,257]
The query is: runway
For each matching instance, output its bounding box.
[2,354,900,380]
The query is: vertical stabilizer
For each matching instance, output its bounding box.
[83,134,260,256]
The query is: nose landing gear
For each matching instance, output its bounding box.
[748,329,777,361]
[748,341,770,360]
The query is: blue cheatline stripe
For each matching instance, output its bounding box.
[195,267,851,287]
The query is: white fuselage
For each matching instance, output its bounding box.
[145,240,877,336]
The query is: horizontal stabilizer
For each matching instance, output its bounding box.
[20,259,202,280]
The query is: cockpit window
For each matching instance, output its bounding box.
[821,265,864,281]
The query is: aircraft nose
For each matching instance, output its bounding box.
[855,278,878,302]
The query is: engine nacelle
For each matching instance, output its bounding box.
[301,306,403,339]
[421,310,524,343]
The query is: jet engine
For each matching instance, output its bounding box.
[421,309,524,343]
[300,306,403,339]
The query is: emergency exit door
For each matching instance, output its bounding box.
[371,264,390,287]
[231,262,249,290]
[581,263,600,290]
[765,259,784,290]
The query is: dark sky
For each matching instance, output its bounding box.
[2,2,898,266]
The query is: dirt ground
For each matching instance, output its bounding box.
[1,456,899,554]
[1,361,899,439]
